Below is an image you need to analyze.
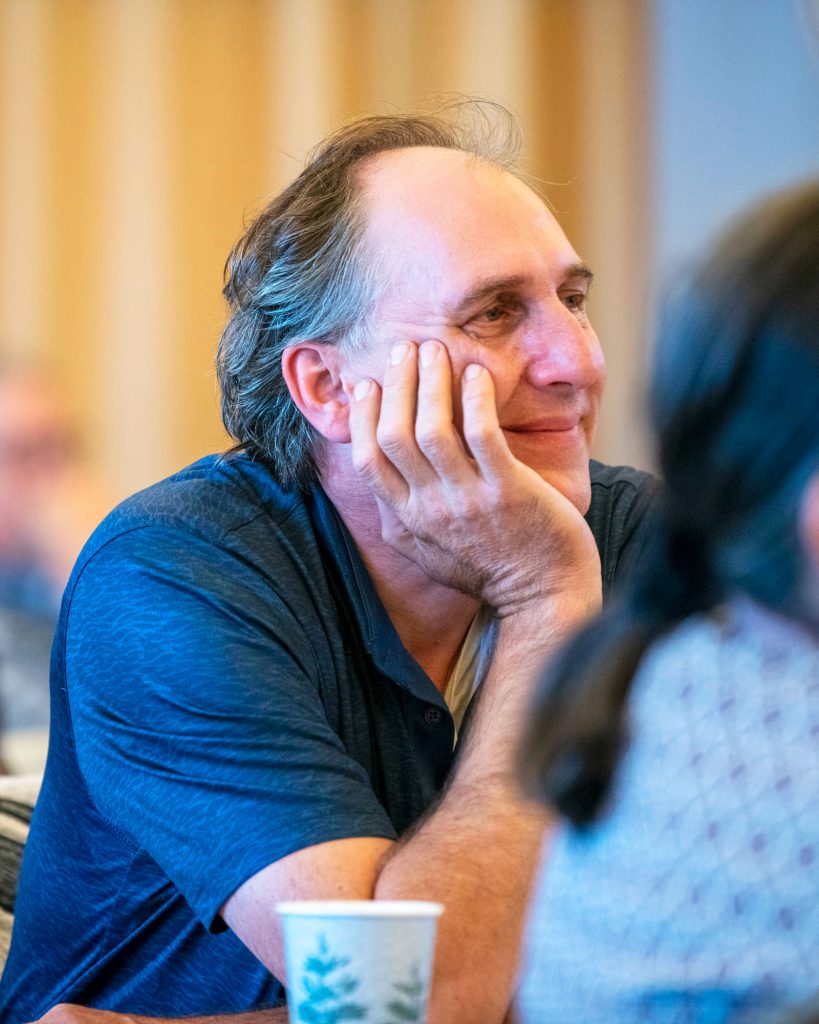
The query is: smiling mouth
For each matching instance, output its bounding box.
[504,418,582,434]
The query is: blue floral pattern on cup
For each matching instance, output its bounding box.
[296,934,428,1023]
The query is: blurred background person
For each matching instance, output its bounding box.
[0,366,85,617]
[0,365,110,774]
[516,180,819,1022]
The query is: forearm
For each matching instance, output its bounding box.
[374,597,591,1024]
[376,787,547,1024]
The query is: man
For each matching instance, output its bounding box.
[0,106,655,1024]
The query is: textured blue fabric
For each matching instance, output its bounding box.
[0,454,655,1021]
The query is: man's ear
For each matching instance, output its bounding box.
[281,342,351,443]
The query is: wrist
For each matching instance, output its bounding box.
[487,524,602,620]
[496,576,601,630]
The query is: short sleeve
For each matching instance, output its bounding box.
[64,524,397,930]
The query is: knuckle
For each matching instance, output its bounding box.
[463,421,495,451]
[437,502,456,527]
[415,496,447,531]
[381,520,403,544]
[452,497,478,522]
[492,492,514,516]
[351,445,379,478]
[415,423,447,453]
[375,423,405,457]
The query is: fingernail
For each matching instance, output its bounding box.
[419,341,439,367]
[353,379,372,400]
[390,342,410,365]
[463,363,483,381]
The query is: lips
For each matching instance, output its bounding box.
[503,415,582,433]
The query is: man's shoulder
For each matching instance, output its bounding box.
[588,459,659,524]
[68,454,319,591]
[89,453,302,548]
[586,459,660,595]
[56,456,340,678]
[588,459,657,496]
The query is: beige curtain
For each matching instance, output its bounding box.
[0,0,650,501]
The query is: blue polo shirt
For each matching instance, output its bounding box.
[0,454,655,1021]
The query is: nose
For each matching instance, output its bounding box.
[523,303,605,391]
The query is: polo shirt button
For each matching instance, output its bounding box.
[424,706,443,727]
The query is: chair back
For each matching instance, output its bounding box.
[0,774,41,969]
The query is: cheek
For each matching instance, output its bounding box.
[440,331,513,384]
[438,331,477,369]
[441,336,517,430]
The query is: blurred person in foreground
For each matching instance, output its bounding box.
[0,103,656,1023]
[516,180,819,1023]
[0,367,107,772]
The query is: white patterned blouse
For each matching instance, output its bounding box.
[517,598,819,1024]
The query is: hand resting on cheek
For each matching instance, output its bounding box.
[347,339,601,619]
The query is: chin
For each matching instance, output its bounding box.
[504,427,593,513]
[535,465,592,515]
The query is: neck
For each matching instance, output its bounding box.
[321,462,479,691]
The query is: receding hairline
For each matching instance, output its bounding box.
[351,144,552,264]
[353,142,535,199]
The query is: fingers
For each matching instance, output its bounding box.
[414,341,473,483]
[350,341,504,507]
[375,342,437,486]
[348,377,409,510]
[460,363,516,482]
[363,340,473,488]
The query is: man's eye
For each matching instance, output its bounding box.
[461,299,523,338]
[480,306,507,323]
[563,292,587,312]
[470,302,522,327]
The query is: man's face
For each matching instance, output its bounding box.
[341,147,606,515]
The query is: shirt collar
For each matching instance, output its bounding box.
[305,482,447,708]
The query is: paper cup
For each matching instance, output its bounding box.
[277,900,444,1023]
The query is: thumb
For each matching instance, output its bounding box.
[375,496,415,554]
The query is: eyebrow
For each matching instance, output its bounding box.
[449,262,594,319]
[565,262,594,286]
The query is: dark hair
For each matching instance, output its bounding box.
[518,179,819,827]
[763,994,819,1024]
[216,100,522,488]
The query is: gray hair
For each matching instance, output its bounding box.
[217,100,523,488]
